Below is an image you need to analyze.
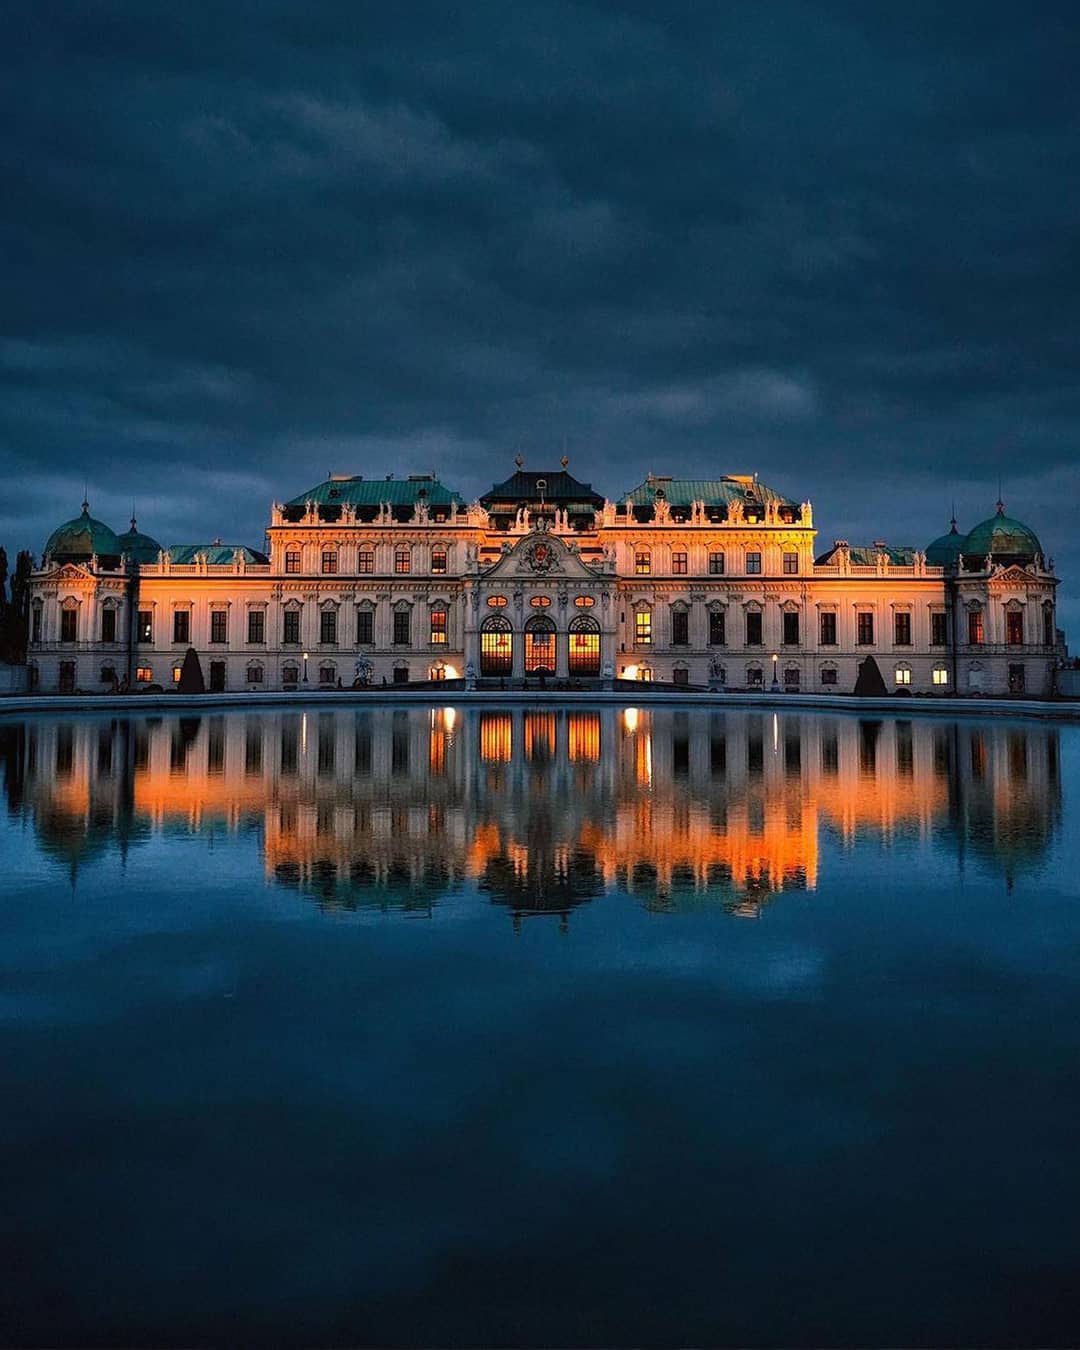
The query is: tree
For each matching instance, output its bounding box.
[853,654,888,696]
[177,647,206,694]
[0,549,31,664]
[0,546,7,609]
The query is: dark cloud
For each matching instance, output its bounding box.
[2,1,1078,619]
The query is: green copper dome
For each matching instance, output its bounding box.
[44,503,122,563]
[925,520,965,567]
[117,516,163,563]
[962,503,1042,562]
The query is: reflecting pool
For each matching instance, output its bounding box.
[2,705,1080,1346]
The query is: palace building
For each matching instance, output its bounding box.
[26,463,1062,696]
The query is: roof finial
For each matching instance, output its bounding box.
[514,452,524,470]
[82,479,89,515]
[996,475,1004,515]
[130,499,137,532]
[949,500,957,533]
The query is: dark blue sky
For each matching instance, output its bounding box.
[3,3,1078,619]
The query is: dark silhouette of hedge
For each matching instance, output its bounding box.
[854,655,888,696]
[177,647,206,694]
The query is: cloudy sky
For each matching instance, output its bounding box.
[3,3,1078,619]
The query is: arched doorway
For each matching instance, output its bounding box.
[524,615,556,675]
[568,614,601,677]
[480,615,513,677]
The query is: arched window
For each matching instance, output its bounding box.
[480,615,513,677]
[568,614,601,677]
[524,615,556,675]
[429,661,446,681]
[894,662,912,686]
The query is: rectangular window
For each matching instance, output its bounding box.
[430,609,447,645]
[894,612,912,646]
[933,667,949,686]
[283,610,300,645]
[356,609,374,644]
[32,608,42,644]
[895,666,912,685]
[60,609,77,643]
[320,610,337,645]
[820,611,837,646]
[321,550,338,575]
[968,610,984,645]
[745,551,761,575]
[635,551,651,575]
[393,609,411,645]
[931,612,947,646]
[173,610,190,644]
[431,548,448,574]
[783,611,800,645]
[673,668,689,686]
[672,551,688,575]
[821,667,838,685]
[357,549,374,574]
[709,609,726,646]
[210,610,228,644]
[671,609,689,645]
[745,611,763,645]
[101,609,117,643]
[137,610,153,643]
[1044,607,1055,647]
[1006,610,1024,645]
[394,549,411,575]
[635,610,652,645]
[857,612,874,646]
[135,665,152,683]
[782,552,799,575]
[708,551,725,575]
[247,610,265,644]
[285,550,301,574]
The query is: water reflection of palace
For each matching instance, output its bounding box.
[0,708,1062,920]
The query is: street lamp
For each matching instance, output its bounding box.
[771,652,780,692]
[302,650,309,684]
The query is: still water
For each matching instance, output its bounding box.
[1,704,1079,1346]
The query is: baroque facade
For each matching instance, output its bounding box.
[27,465,1062,696]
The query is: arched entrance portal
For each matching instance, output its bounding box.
[480,615,513,677]
[524,615,556,675]
[568,615,601,677]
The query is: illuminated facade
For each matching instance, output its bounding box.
[27,467,1062,696]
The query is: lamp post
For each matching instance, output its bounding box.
[771,652,780,692]
[302,650,309,684]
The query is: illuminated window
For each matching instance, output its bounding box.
[672,551,688,575]
[394,548,411,574]
[895,664,912,685]
[136,665,152,683]
[321,550,338,574]
[530,595,551,607]
[431,547,447,574]
[574,595,594,608]
[932,666,949,686]
[137,610,153,643]
[320,610,337,644]
[894,612,912,646]
[524,616,556,674]
[357,548,374,573]
[429,662,446,682]
[173,610,190,643]
[708,551,725,575]
[568,615,600,677]
[745,551,762,574]
[210,610,228,644]
[356,609,374,644]
[635,550,651,575]
[487,595,508,607]
[783,552,799,574]
[480,616,513,676]
[171,666,181,683]
[430,608,447,644]
[635,610,652,645]
[636,666,653,682]
[968,609,984,645]
[285,550,301,574]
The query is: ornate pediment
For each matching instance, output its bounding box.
[992,565,1038,584]
[42,562,96,581]
[481,530,599,581]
